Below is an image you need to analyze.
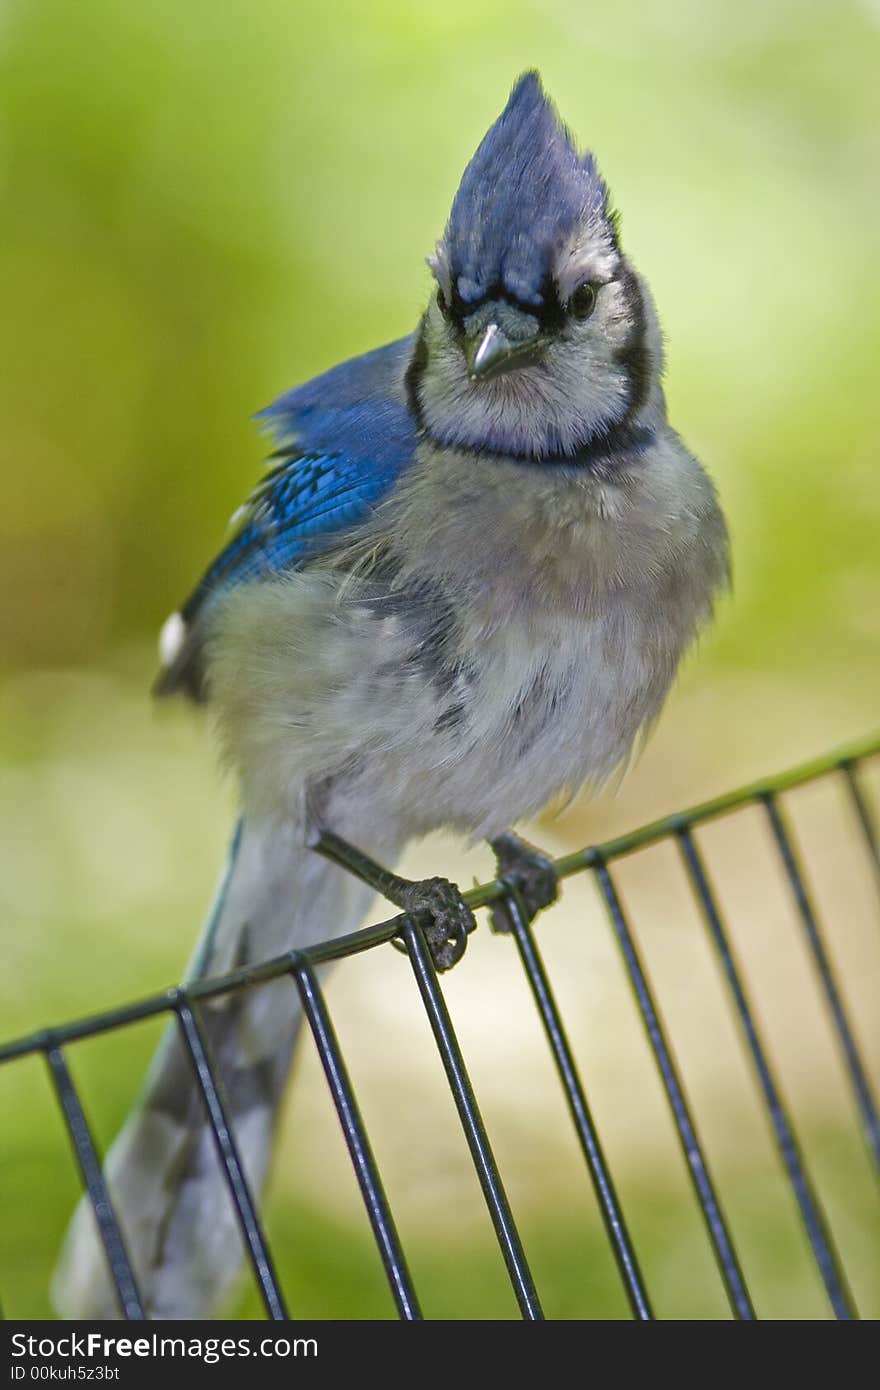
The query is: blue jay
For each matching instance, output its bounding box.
[54,72,729,1318]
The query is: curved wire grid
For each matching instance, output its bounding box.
[1,734,878,1320]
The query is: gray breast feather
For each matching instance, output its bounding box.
[203,425,728,840]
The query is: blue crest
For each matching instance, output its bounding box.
[444,72,613,310]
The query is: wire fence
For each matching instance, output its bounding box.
[1,735,878,1321]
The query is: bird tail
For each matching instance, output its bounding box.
[51,813,384,1320]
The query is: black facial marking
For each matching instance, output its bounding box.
[403,315,429,422]
[443,277,567,336]
[615,264,651,421]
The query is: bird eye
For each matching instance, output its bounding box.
[569,282,597,320]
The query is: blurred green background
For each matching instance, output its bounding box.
[1,0,879,1319]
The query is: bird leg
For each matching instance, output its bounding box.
[489,831,559,933]
[309,827,474,971]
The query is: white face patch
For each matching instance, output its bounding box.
[553,224,620,305]
[158,611,187,667]
[416,283,636,459]
[417,212,651,460]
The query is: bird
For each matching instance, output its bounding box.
[53,71,729,1319]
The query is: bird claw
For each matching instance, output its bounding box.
[399,876,475,972]
[490,832,559,933]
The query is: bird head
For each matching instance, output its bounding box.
[415,72,662,461]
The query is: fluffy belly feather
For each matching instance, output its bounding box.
[206,566,685,842]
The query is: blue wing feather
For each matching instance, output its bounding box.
[157,334,418,697]
[179,335,418,624]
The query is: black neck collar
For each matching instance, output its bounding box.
[417,410,656,474]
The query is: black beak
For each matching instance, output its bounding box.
[466,323,544,381]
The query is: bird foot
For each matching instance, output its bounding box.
[489,832,559,933]
[308,826,473,972]
[399,876,475,972]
